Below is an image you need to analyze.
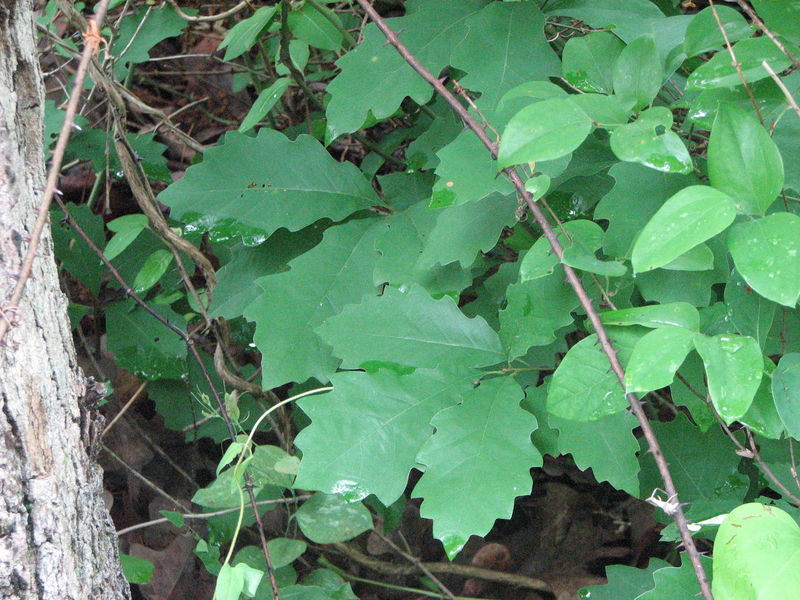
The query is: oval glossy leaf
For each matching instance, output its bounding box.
[684,5,753,57]
[132,249,173,294]
[713,503,800,600]
[740,361,783,440]
[610,107,692,174]
[570,93,630,128]
[497,97,592,168]
[562,31,624,94]
[771,353,800,440]
[724,270,776,348]
[631,185,736,273]
[287,3,343,51]
[708,104,784,215]
[687,37,793,90]
[728,212,800,307]
[625,327,694,393]
[600,303,700,331]
[694,333,763,423]
[662,244,714,272]
[219,5,277,61]
[612,35,663,112]
[104,222,147,261]
[295,493,372,544]
[524,174,551,201]
[547,334,628,421]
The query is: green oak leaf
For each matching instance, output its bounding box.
[519,219,625,282]
[210,225,324,320]
[727,212,800,307]
[639,414,747,505]
[450,1,560,108]
[694,333,763,424]
[580,559,671,600]
[560,220,627,276]
[708,104,784,215]
[158,129,378,238]
[631,185,736,273]
[105,300,187,380]
[65,129,171,183]
[550,411,640,495]
[543,0,665,44]
[546,332,637,421]
[111,5,189,80]
[687,37,793,90]
[562,31,624,94]
[771,353,800,440]
[413,377,541,559]
[324,0,486,141]
[499,266,580,360]
[50,202,104,296]
[431,129,514,207]
[317,284,505,370]
[418,193,517,269]
[625,326,694,393]
[713,503,800,600]
[294,368,474,505]
[244,219,381,389]
[639,556,714,600]
[612,35,663,112]
[373,200,472,296]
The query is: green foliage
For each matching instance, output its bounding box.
[50,1,800,598]
[713,503,800,599]
[413,376,541,558]
[120,554,154,585]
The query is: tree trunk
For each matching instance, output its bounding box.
[0,2,130,598]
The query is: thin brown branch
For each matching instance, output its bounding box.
[0,0,112,343]
[734,0,800,68]
[166,0,253,23]
[334,542,551,593]
[371,530,458,600]
[762,60,800,119]
[352,2,713,598]
[708,0,763,124]
[116,496,310,537]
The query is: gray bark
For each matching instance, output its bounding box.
[0,1,130,598]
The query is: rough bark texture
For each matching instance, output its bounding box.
[0,2,131,598]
